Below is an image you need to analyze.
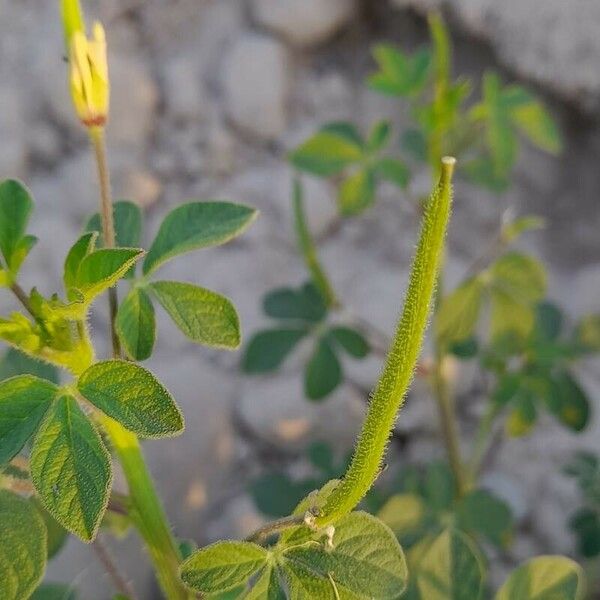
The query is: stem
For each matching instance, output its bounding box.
[292,177,339,308]
[315,158,456,527]
[89,127,191,600]
[90,128,121,357]
[93,536,138,600]
[245,514,307,545]
[467,402,501,484]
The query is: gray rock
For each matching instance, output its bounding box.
[0,89,27,176]
[222,33,290,141]
[252,0,356,47]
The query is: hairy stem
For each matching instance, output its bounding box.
[315,157,456,527]
[89,127,190,600]
[292,177,339,308]
[245,514,307,545]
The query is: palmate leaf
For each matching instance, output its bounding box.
[329,327,369,358]
[78,360,183,439]
[368,45,431,97]
[116,287,156,360]
[0,375,58,464]
[30,394,112,541]
[149,280,241,349]
[305,337,342,401]
[143,201,258,275]
[263,283,326,323]
[0,490,47,600]
[338,168,376,216]
[456,489,513,547]
[243,328,307,373]
[495,556,583,600]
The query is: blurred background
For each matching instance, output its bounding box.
[1,0,599,597]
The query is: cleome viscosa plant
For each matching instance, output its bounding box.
[0,2,590,600]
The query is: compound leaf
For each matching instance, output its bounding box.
[0,179,33,276]
[329,327,369,358]
[305,338,342,401]
[263,283,326,323]
[243,328,307,373]
[116,287,156,361]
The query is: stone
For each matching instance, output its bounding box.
[0,89,27,177]
[252,0,356,48]
[120,170,163,208]
[162,55,205,123]
[222,33,290,141]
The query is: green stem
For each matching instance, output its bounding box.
[316,157,456,527]
[292,176,339,308]
[89,127,191,600]
[467,402,501,484]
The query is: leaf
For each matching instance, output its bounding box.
[338,169,376,216]
[510,97,562,154]
[249,472,317,518]
[495,556,583,600]
[533,301,562,342]
[282,511,408,599]
[35,500,69,560]
[0,179,33,272]
[505,391,537,437]
[289,125,364,176]
[305,338,342,401]
[423,461,455,512]
[116,287,156,361]
[329,327,369,358]
[367,120,392,153]
[569,508,600,558]
[242,328,307,373]
[78,360,184,438]
[436,277,485,345]
[30,394,112,541]
[246,567,286,599]
[263,283,327,323]
[0,490,47,600]
[377,493,425,536]
[375,157,411,188]
[416,529,485,600]
[401,129,428,162]
[149,280,240,349]
[368,45,431,97]
[179,541,268,594]
[75,248,144,302]
[0,375,57,464]
[30,584,77,600]
[501,215,545,244]
[85,200,143,248]
[63,233,97,292]
[0,348,59,383]
[456,489,512,546]
[143,202,258,275]
[544,371,590,432]
[574,314,600,352]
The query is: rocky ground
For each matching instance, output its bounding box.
[1,0,599,597]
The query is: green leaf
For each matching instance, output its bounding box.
[423,461,455,512]
[263,283,326,323]
[35,500,69,560]
[30,584,77,600]
[506,391,537,437]
[0,348,59,383]
[180,541,268,594]
[249,472,316,518]
[30,394,112,541]
[0,490,47,600]
[85,200,143,248]
[0,375,57,464]
[143,202,257,275]
[544,371,590,432]
[375,157,411,188]
[401,129,428,162]
[10,235,37,276]
[436,277,485,345]
[463,157,510,192]
[78,360,183,438]
[75,248,144,302]
[510,97,562,155]
[0,179,33,273]
[289,125,364,177]
[501,215,545,244]
[456,489,512,546]
[243,328,307,373]
[116,287,156,361]
[338,169,376,216]
[573,314,600,352]
[329,327,369,358]
[246,566,286,599]
[569,508,600,558]
[282,511,408,599]
[305,338,342,401]
[416,529,485,600]
[149,280,241,349]
[368,45,431,97]
[377,493,426,536]
[63,233,97,292]
[495,556,583,600]
[367,120,392,153]
[533,301,562,342]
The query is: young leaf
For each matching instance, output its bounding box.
[416,529,485,600]
[495,556,583,600]
[375,157,411,188]
[304,338,342,401]
[0,490,47,600]
[329,326,369,358]
[289,124,364,176]
[282,512,408,598]
[179,541,268,594]
[75,248,144,302]
[116,287,156,361]
[0,375,58,464]
[377,493,425,536]
[243,328,307,373]
[149,280,241,349]
[143,202,257,275]
[85,200,143,248]
[510,96,562,155]
[78,360,184,438]
[0,179,33,273]
[368,45,431,97]
[367,120,392,153]
[263,283,327,323]
[456,489,512,547]
[338,168,376,216]
[30,394,112,541]
[63,232,97,292]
